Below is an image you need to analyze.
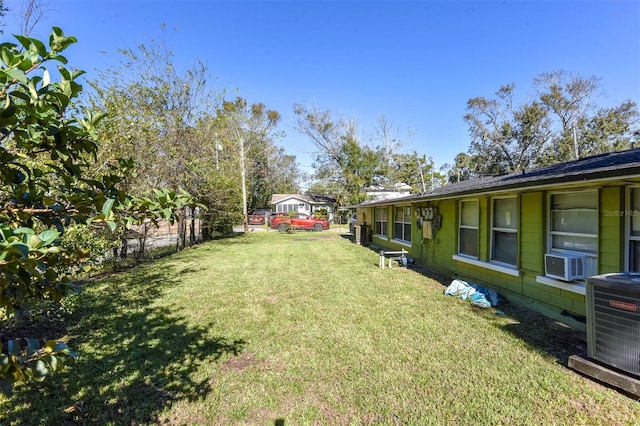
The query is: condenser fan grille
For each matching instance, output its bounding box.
[587,273,640,377]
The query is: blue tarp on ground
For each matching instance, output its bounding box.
[444,279,501,308]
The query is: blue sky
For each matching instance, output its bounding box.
[3,0,639,180]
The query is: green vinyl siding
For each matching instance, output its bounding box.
[599,186,624,273]
[432,200,456,270]
[357,179,640,320]
[520,192,544,274]
[478,198,490,261]
[411,200,457,273]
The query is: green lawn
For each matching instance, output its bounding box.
[2,231,639,425]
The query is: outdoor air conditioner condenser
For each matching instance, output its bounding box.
[586,273,640,376]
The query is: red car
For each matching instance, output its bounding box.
[270,213,330,232]
[248,214,265,225]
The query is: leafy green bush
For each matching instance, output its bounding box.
[0,28,197,395]
[59,224,120,275]
[313,208,329,220]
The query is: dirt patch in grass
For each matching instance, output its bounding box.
[0,305,76,344]
[265,295,279,304]
[157,407,211,426]
[220,352,258,372]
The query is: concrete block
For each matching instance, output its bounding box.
[568,355,640,398]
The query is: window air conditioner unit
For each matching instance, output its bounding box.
[586,273,640,376]
[544,253,585,281]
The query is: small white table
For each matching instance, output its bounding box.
[379,249,408,269]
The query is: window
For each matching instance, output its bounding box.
[550,192,597,253]
[629,187,640,272]
[491,198,517,265]
[277,202,306,213]
[459,200,478,257]
[375,207,387,236]
[394,206,411,242]
[549,191,598,276]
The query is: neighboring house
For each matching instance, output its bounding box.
[270,193,336,221]
[355,148,640,318]
[364,182,413,200]
[341,183,414,231]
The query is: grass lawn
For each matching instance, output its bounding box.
[2,230,639,425]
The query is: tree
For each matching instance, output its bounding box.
[534,70,601,162]
[294,103,385,205]
[264,147,300,196]
[90,32,295,238]
[89,29,231,241]
[196,100,296,234]
[0,0,7,34]
[17,0,50,37]
[373,114,412,171]
[464,83,552,175]
[386,152,432,192]
[462,71,639,175]
[532,70,639,164]
[446,152,475,183]
[89,28,214,195]
[186,113,243,237]
[371,114,423,188]
[217,97,282,233]
[579,101,639,155]
[339,136,383,203]
[293,102,345,173]
[0,28,193,395]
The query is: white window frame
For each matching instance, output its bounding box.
[627,186,640,272]
[458,199,479,258]
[276,202,310,214]
[393,206,412,243]
[374,206,388,237]
[491,197,517,266]
[547,190,598,277]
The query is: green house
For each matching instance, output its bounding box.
[355,149,640,318]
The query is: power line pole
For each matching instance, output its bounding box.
[430,156,434,192]
[240,136,249,234]
[232,123,249,234]
[418,161,426,193]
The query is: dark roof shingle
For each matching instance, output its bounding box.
[361,148,640,206]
